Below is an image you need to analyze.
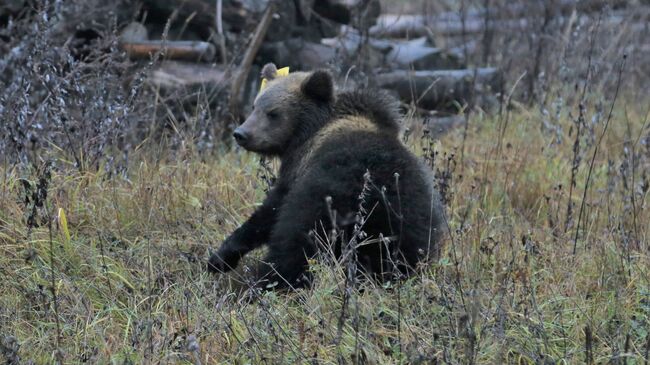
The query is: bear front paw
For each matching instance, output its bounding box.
[207,248,240,273]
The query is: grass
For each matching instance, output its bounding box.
[1,92,649,364]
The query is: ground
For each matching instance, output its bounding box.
[0,93,649,364]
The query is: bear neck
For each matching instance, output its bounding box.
[277,103,334,181]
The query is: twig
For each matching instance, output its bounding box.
[565,13,601,233]
[585,325,593,365]
[394,173,403,358]
[573,54,626,254]
[48,204,63,364]
[146,236,154,360]
[526,1,553,104]
[496,71,527,158]
[229,2,276,119]
[98,234,114,296]
[441,206,467,310]
[216,0,227,65]
[457,0,473,172]
[643,333,650,365]
[628,106,650,250]
[481,0,493,64]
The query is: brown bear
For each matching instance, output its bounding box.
[207,63,444,289]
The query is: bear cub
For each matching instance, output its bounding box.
[208,63,444,289]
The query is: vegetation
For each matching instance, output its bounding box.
[2,83,649,363]
[1,0,649,364]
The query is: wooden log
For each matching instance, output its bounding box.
[119,22,149,42]
[141,0,221,38]
[140,0,309,41]
[322,31,464,70]
[376,68,503,111]
[321,27,390,53]
[314,0,381,29]
[313,0,352,24]
[0,0,26,18]
[258,39,337,69]
[120,40,216,61]
[385,37,463,70]
[371,0,623,38]
[149,61,227,90]
[371,3,648,39]
[370,14,534,38]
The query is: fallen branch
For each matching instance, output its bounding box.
[229,1,276,118]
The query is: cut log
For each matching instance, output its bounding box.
[376,68,503,111]
[149,61,227,90]
[120,40,216,61]
[322,0,381,30]
[140,0,316,41]
[258,39,337,69]
[313,0,352,24]
[370,0,629,39]
[322,31,463,70]
[141,0,220,38]
[119,22,149,42]
[385,37,463,70]
[321,27,390,53]
[371,4,648,39]
[370,14,534,38]
[0,0,26,19]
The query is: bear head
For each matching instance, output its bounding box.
[233,63,334,155]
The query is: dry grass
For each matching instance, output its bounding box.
[1,0,649,363]
[1,89,649,364]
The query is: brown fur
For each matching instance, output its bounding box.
[209,65,444,290]
[294,115,380,178]
[255,72,308,103]
[261,63,278,81]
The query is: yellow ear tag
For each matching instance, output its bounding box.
[260,66,290,92]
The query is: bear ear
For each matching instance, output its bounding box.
[261,63,278,80]
[301,70,334,103]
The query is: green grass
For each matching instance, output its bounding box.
[1,97,649,364]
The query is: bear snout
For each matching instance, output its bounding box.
[233,127,250,146]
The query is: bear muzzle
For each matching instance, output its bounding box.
[233,127,250,147]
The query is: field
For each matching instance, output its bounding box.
[1,85,649,363]
[2,0,650,364]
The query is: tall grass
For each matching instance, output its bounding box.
[1,0,649,364]
[1,87,648,363]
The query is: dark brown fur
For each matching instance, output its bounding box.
[208,64,444,289]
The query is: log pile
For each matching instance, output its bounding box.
[2,0,510,120]
[120,0,506,116]
[5,0,646,122]
[369,0,649,107]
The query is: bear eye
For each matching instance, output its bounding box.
[267,110,280,120]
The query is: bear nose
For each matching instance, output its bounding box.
[233,128,248,144]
